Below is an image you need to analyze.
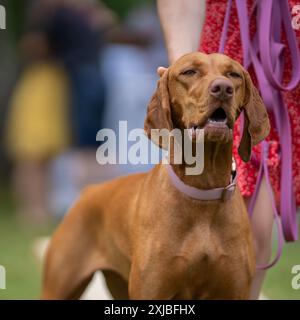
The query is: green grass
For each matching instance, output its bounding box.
[263,238,300,299]
[0,186,300,299]
[0,188,56,299]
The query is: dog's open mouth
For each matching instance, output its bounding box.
[206,108,228,127]
[187,108,229,140]
[204,107,232,142]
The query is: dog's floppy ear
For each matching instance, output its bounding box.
[144,68,173,149]
[238,71,270,162]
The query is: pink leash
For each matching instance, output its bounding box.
[219,0,300,269]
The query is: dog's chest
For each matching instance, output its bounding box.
[139,188,254,298]
[174,224,234,272]
[166,223,251,299]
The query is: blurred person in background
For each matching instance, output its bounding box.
[4,0,115,222]
[4,0,71,223]
[45,0,116,216]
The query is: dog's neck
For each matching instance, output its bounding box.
[170,141,233,190]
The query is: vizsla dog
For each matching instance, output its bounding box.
[42,52,270,300]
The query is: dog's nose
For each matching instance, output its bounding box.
[209,79,234,100]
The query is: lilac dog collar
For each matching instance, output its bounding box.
[167,163,237,202]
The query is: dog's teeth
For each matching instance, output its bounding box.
[208,118,227,124]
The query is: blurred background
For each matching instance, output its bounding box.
[0,0,299,299]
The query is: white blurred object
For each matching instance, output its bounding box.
[80,272,112,300]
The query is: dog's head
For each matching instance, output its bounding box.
[144,52,270,162]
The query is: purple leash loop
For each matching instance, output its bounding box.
[219,0,300,269]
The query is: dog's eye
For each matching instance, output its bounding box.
[181,69,197,76]
[227,71,241,79]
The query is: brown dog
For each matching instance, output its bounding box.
[41,52,270,300]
